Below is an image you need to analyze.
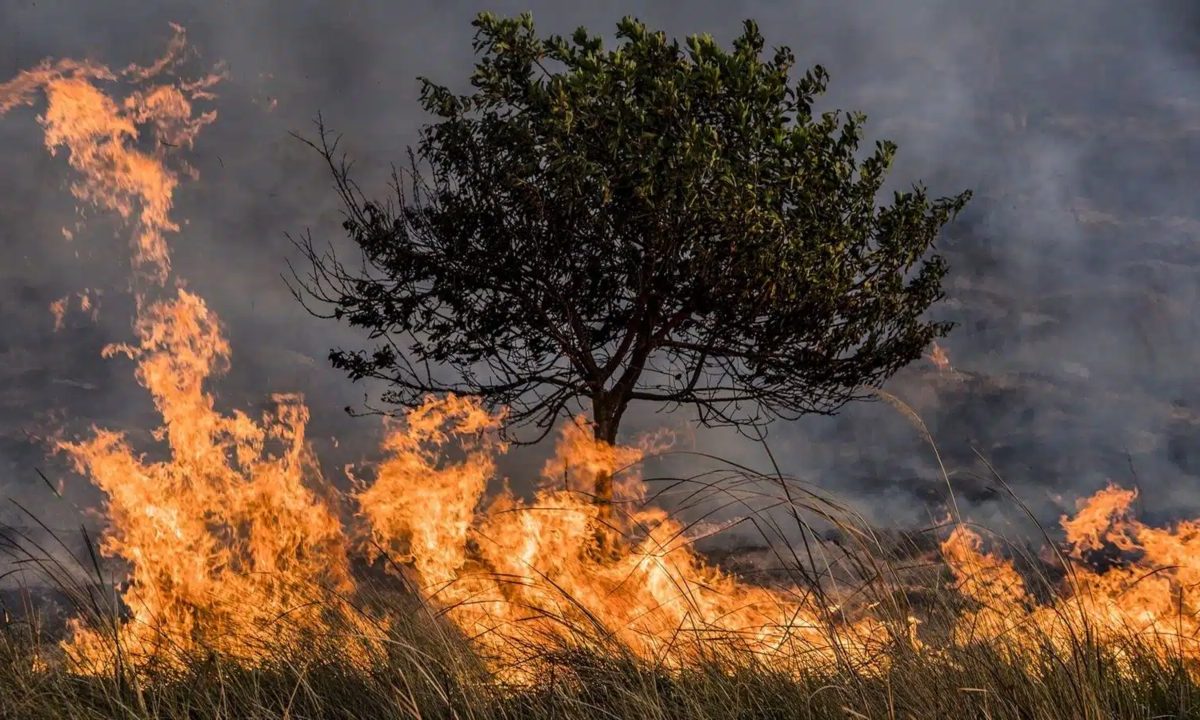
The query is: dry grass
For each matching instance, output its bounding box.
[1,608,1197,719]
[2,453,1199,719]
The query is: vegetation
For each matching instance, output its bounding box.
[3,451,1200,720]
[2,638,1198,719]
[3,536,1200,720]
[292,13,970,507]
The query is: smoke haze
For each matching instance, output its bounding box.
[2,0,1199,537]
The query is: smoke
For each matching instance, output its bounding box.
[2,0,1198,538]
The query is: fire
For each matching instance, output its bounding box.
[49,290,99,331]
[59,291,357,669]
[928,341,951,371]
[359,400,891,676]
[49,296,68,331]
[4,26,892,679]
[12,22,1200,687]
[357,394,506,586]
[3,27,358,672]
[944,484,1200,667]
[0,23,218,284]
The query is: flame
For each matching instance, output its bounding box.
[59,291,356,669]
[49,290,99,331]
[943,483,1200,667]
[49,296,68,331]
[0,23,219,284]
[358,397,890,678]
[928,342,951,372]
[3,27,362,672]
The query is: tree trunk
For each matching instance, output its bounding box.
[591,393,623,521]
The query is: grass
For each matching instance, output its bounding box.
[2,607,1199,719]
[2,450,1200,718]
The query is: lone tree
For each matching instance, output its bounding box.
[293,13,969,509]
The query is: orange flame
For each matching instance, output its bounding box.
[944,483,1200,667]
[4,27,359,672]
[0,23,219,284]
[59,291,356,668]
[358,397,890,677]
[49,296,68,331]
[49,290,99,331]
[928,342,951,372]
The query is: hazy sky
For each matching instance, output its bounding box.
[2,1,1200,538]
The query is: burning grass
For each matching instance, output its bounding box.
[5,470,1200,720]
[7,378,1200,719]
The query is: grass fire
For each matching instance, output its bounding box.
[3,8,1200,720]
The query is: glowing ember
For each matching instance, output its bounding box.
[928,342,951,371]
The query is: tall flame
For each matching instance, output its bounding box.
[2,26,356,671]
[60,291,355,668]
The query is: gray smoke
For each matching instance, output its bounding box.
[1,0,1199,541]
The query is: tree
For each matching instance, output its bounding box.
[292,13,970,512]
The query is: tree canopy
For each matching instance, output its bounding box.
[293,12,969,470]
